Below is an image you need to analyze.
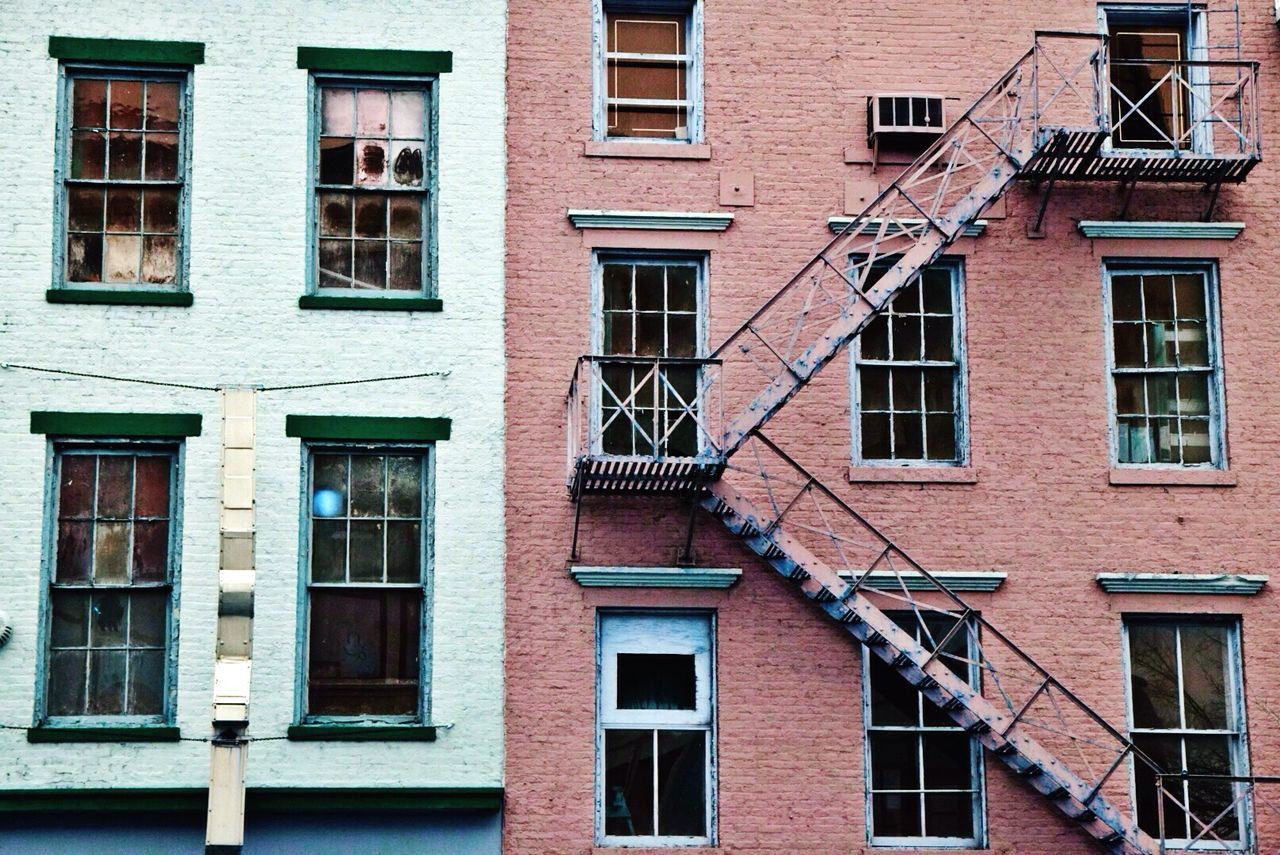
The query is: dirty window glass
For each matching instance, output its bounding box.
[46,449,177,720]
[314,79,433,295]
[61,70,187,290]
[305,448,429,719]
[1108,268,1220,466]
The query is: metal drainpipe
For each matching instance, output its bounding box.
[206,387,257,853]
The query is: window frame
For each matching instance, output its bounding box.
[861,613,987,848]
[592,0,705,144]
[1097,3,1212,156]
[35,439,184,727]
[305,71,440,300]
[294,441,436,726]
[51,61,194,294]
[1102,260,1227,470]
[1121,615,1251,850]
[849,256,970,468]
[589,251,710,458]
[596,610,717,847]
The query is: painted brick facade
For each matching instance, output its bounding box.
[505,0,1280,852]
[0,0,504,833]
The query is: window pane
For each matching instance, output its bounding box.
[308,588,421,716]
[354,240,388,289]
[389,196,421,239]
[93,522,130,583]
[319,193,353,237]
[604,729,655,837]
[129,591,168,647]
[926,414,957,461]
[87,649,127,715]
[144,133,178,180]
[387,457,422,517]
[134,456,170,517]
[667,266,696,311]
[132,520,169,582]
[386,521,421,583]
[1112,275,1143,320]
[145,82,179,131]
[391,90,425,138]
[1184,735,1239,841]
[872,792,922,838]
[862,413,891,459]
[922,316,953,361]
[891,316,922,361]
[56,521,92,584]
[348,521,385,582]
[48,650,88,716]
[608,13,683,53]
[893,415,924,460]
[1129,624,1180,729]
[313,455,349,515]
[1174,274,1206,319]
[71,130,106,180]
[870,731,920,790]
[924,791,974,839]
[68,187,104,232]
[127,649,165,715]
[1180,625,1228,729]
[860,367,890,410]
[322,88,355,135]
[1134,733,1185,838]
[357,89,390,135]
[51,590,89,647]
[73,78,107,127]
[356,139,389,186]
[861,316,890,360]
[108,132,142,180]
[90,591,128,647]
[311,519,347,582]
[354,195,388,239]
[143,189,179,233]
[350,456,386,517]
[603,264,631,311]
[319,138,355,184]
[389,242,422,291]
[97,457,133,517]
[616,653,696,710]
[657,730,706,837]
[922,732,972,790]
[110,80,143,129]
[391,141,424,186]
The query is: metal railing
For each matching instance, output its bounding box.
[566,355,724,483]
[1154,773,1280,853]
[1106,58,1260,158]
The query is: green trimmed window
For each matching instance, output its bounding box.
[42,444,181,725]
[310,74,437,298]
[301,444,434,721]
[55,64,190,292]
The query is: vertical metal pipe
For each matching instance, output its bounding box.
[206,387,257,853]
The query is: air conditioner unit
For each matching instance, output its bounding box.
[866,93,946,148]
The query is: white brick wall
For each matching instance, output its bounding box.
[0,0,505,791]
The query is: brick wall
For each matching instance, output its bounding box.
[0,0,505,793]
[505,0,1280,850]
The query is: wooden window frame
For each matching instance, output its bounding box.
[305,72,440,301]
[596,610,717,847]
[1102,260,1227,470]
[1122,616,1251,849]
[51,62,193,294]
[592,0,704,144]
[294,441,435,725]
[850,257,970,467]
[861,613,986,848]
[35,440,184,728]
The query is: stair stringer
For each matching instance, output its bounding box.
[703,479,1157,855]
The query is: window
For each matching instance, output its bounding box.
[42,446,180,723]
[1100,5,1206,151]
[311,76,436,296]
[1105,264,1225,467]
[853,260,967,465]
[595,0,702,142]
[56,65,189,290]
[301,447,432,720]
[594,255,706,458]
[1126,619,1248,845]
[864,613,984,847]
[598,612,714,846]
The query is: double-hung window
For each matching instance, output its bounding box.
[596,0,703,142]
[301,446,432,720]
[311,75,436,296]
[598,612,715,846]
[43,445,180,723]
[595,255,706,458]
[1105,264,1225,467]
[1126,618,1248,846]
[853,260,967,465]
[56,65,189,291]
[864,613,984,846]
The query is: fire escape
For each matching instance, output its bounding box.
[566,30,1260,854]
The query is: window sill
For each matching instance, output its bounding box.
[27,726,181,743]
[286,724,437,742]
[299,295,443,312]
[848,466,978,484]
[1109,468,1237,487]
[584,140,712,160]
[47,288,193,307]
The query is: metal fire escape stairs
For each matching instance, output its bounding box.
[568,30,1261,853]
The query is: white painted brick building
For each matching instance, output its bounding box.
[0,2,504,850]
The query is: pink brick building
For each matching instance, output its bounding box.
[505,0,1280,851]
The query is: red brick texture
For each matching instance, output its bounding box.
[505,0,1280,851]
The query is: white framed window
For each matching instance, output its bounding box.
[591,253,708,458]
[852,259,968,465]
[1098,3,1209,154]
[1103,262,1226,468]
[863,612,985,847]
[597,612,715,846]
[593,0,704,143]
[1125,618,1249,847]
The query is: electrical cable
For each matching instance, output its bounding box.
[1,362,450,393]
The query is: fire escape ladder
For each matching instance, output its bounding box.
[701,434,1171,852]
[713,34,1114,454]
